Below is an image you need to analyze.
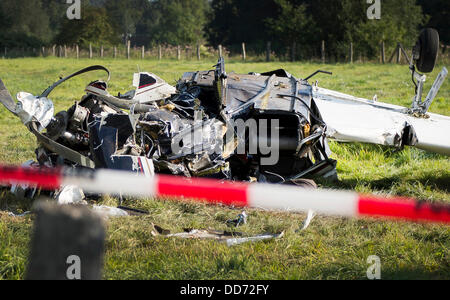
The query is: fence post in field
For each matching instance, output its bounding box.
[158,45,162,60]
[89,43,93,59]
[380,41,385,64]
[197,43,201,61]
[64,45,67,58]
[218,44,223,58]
[76,45,79,59]
[141,46,145,59]
[25,202,105,280]
[388,44,398,63]
[100,45,104,58]
[242,42,246,61]
[291,41,297,62]
[349,42,353,64]
[113,46,117,59]
[266,41,271,62]
[396,43,402,63]
[127,40,131,60]
[321,40,326,64]
[52,45,56,57]
[41,47,45,57]
[398,43,411,65]
[177,45,181,60]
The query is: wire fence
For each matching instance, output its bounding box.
[1,41,449,64]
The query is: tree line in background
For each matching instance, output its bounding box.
[0,0,448,60]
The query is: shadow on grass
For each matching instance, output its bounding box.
[318,172,450,194]
[378,267,448,280]
[309,264,448,280]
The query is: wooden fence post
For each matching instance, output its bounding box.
[113,46,117,59]
[52,45,56,57]
[158,45,162,60]
[127,40,131,60]
[396,43,402,63]
[218,44,223,58]
[398,43,411,65]
[141,46,145,59]
[197,43,201,61]
[349,42,353,64]
[41,47,45,57]
[100,45,104,58]
[242,42,246,61]
[64,45,67,58]
[389,44,398,63]
[321,40,326,64]
[89,43,93,59]
[177,45,181,60]
[291,41,297,62]
[266,41,271,62]
[76,45,79,59]
[380,41,385,64]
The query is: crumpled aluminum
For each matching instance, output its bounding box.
[16,92,54,132]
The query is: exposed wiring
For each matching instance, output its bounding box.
[263,171,286,183]
[277,94,326,126]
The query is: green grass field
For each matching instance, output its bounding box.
[0,58,449,280]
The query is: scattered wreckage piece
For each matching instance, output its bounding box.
[226,211,248,227]
[150,223,284,247]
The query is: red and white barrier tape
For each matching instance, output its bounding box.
[0,165,448,224]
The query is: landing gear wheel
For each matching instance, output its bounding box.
[415,28,439,73]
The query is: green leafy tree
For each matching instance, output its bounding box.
[266,0,316,59]
[207,0,278,51]
[0,0,52,47]
[104,0,150,45]
[143,0,210,46]
[351,0,425,58]
[418,0,449,44]
[55,6,118,47]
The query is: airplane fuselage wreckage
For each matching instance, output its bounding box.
[0,29,448,206]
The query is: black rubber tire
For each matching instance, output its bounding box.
[415,28,439,73]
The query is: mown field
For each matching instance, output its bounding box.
[0,57,449,280]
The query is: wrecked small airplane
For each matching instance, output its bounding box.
[0,28,448,202]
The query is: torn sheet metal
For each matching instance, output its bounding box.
[15,92,54,131]
[8,211,31,217]
[226,211,248,227]
[132,72,177,103]
[55,185,86,205]
[11,160,39,200]
[299,210,316,231]
[225,232,284,247]
[313,87,450,155]
[150,224,283,247]
[92,205,129,218]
